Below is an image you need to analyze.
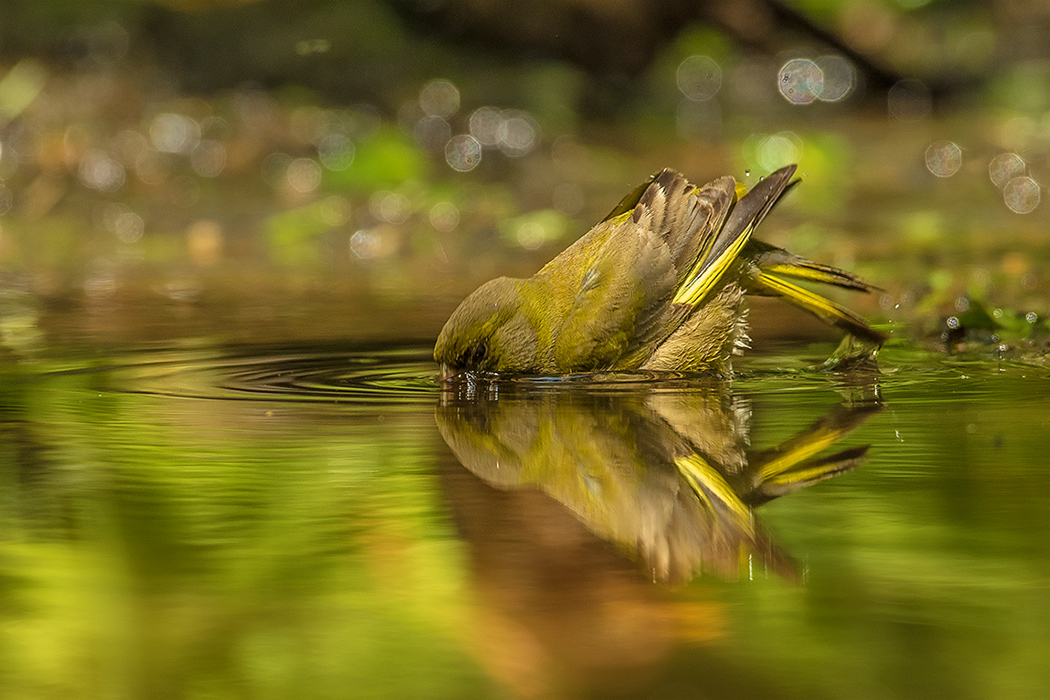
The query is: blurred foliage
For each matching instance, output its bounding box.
[0,0,1044,355]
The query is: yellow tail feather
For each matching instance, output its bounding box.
[756,272,886,343]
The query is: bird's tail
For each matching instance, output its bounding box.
[744,238,886,344]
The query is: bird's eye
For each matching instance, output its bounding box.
[466,342,488,367]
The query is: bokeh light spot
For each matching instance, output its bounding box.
[988,153,1025,188]
[318,134,356,170]
[677,55,722,102]
[350,229,381,259]
[498,111,538,157]
[445,134,482,172]
[552,182,584,216]
[114,211,144,243]
[190,140,226,178]
[413,115,451,152]
[429,201,460,232]
[419,79,460,118]
[516,222,546,250]
[319,195,351,226]
[149,113,200,154]
[1003,176,1040,214]
[924,141,962,178]
[79,149,125,192]
[469,107,503,147]
[815,55,855,102]
[369,191,411,224]
[757,132,803,171]
[286,158,322,194]
[778,58,823,105]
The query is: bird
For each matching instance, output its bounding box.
[434,164,884,378]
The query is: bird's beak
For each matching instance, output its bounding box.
[438,363,456,382]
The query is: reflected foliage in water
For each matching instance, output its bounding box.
[437,376,880,583]
[0,343,1048,699]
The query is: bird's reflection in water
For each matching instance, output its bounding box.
[437,376,881,584]
[436,376,880,697]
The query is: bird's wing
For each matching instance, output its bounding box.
[599,169,737,287]
[552,216,677,371]
[673,165,797,307]
[551,170,737,371]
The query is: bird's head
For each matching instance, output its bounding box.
[434,277,540,378]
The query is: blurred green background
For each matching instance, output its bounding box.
[2,4,1050,700]
[0,0,1048,352]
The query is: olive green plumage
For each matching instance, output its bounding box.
[435,165,883,377]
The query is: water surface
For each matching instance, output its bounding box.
[1,341,1048,699]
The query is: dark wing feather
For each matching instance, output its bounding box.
[674,165,797,306]
[552,170,735,371]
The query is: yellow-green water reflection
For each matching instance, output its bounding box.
[0,346,1048,699]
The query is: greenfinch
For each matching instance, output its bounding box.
[435,165,883,377]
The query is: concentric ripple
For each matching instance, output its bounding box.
[81,345,441,404]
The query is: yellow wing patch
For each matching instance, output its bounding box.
[675,453,755,537]
[671,215,751,306]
